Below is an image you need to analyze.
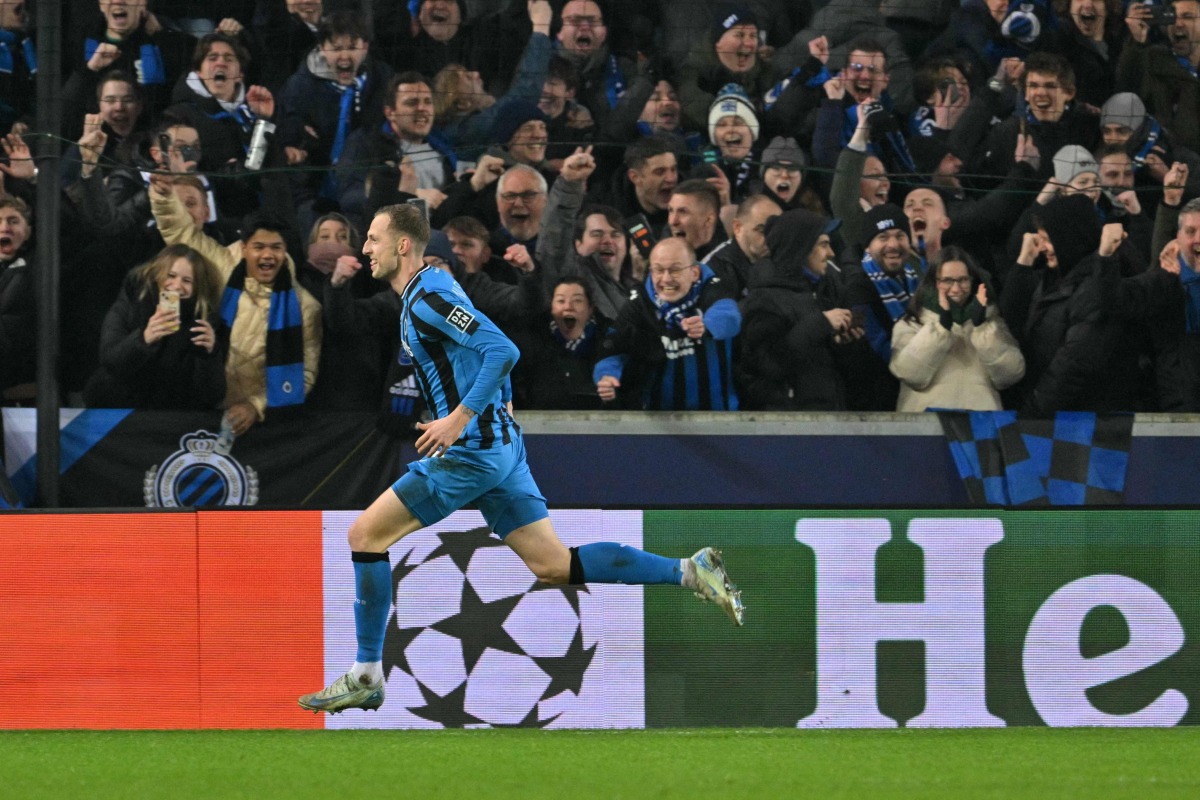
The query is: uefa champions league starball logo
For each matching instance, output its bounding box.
[144,430,259,507]
[382,528,596,727]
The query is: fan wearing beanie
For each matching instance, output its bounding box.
[1002,193,1144,412]
[676,2,780,134]
[705,83,761,202]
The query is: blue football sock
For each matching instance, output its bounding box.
[351,553,392,664]
[575,542,682,585]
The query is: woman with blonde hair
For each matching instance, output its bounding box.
[84,244,229,409]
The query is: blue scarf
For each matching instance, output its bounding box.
[1177,55,1199,80]
[1179,254,1200,335]
[862,251,920,322]
[764,67,802,112]
[1131,117,1163,172]
[219,260,306,409]
[329,73,367,165]
[604,55,626,109]
[321,73,367,199]
[645,264,712,330]
[0,31,35,75]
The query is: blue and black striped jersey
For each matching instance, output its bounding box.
[400,266,520,449]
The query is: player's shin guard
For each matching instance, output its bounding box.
[351,552,391,663]
[571,542,683,586]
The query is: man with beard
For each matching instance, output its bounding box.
[594,236,741,410]
[0,194,34,398]
[1118,1,1200,154]
[668,179,725,260]
[150,173,322,434]
[63,0,193,138]
[738,208,854,410]
[278,11,392,223]
[702,194,781,300]
[166,34,290,222]
[840,203,922,409]
[510,277,608,409]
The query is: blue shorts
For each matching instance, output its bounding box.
[391,436,548,538]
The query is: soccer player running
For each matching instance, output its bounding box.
[299,204,744,714]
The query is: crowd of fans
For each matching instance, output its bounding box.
[3,0,1200,436]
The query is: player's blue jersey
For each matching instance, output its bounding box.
[400,265,521,449]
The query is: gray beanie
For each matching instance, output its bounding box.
[761,136,805,168]
[1052,145,1099,185]
[1100,93,1146,132]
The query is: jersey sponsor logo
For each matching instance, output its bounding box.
[661,334,697,360]
[446,306,476,333]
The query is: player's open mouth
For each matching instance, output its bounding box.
[561,314,577,326]
[576,34,592,48]
[430,9,451,22]
[0,236,12,249]
[911,218,927,235]
[596,245,616,260]
[774,180,792,195]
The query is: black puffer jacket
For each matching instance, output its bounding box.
[84,273,228,410]
[1001,194,1145,412]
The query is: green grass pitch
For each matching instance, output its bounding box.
[5,728,1199,799]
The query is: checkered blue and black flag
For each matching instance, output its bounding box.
[937,411,1134,506]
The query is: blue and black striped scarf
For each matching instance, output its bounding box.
[219,260,306,409]
[645,265,711,330]
[862,251,920,322]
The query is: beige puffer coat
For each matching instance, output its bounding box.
[151,189,322,420]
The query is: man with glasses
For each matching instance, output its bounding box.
[593,236,741,410]
[494,164,548,253]
[551,0,634,132]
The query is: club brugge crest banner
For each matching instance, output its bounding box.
[2,409,401,508]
